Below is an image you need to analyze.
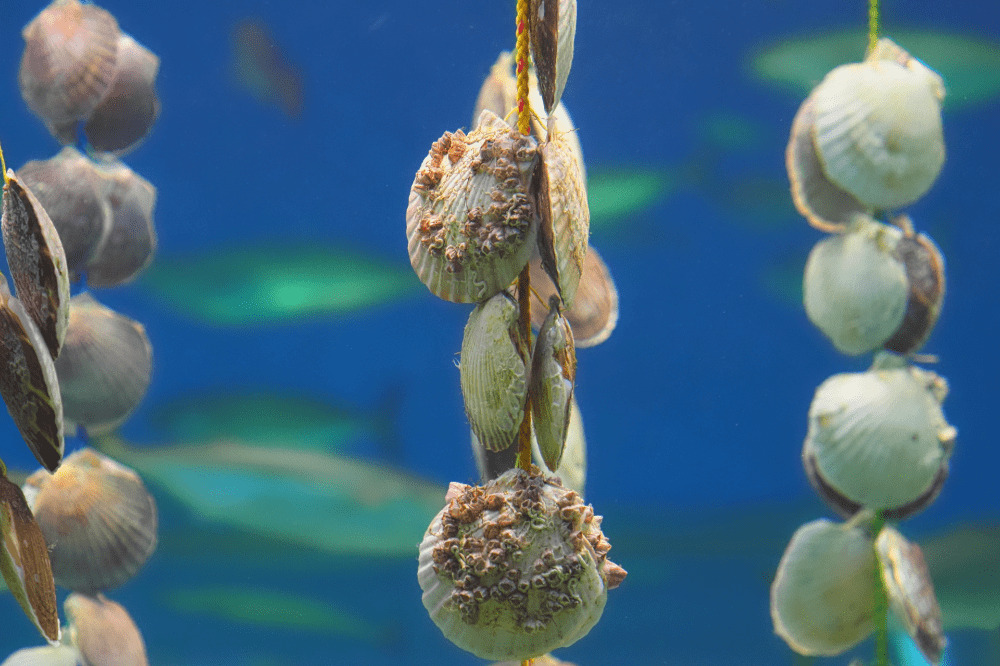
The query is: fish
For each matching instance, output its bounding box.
[586,166,682,233]
[231,19,304,119]
[140,244,423,326]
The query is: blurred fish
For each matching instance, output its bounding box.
[921,523,1000,631]
[231,19,304,119]
[163,586,388,642]
[752,29,1000,110]
[141,245,422,326]
[148,388,400,452]
[759,249,808,307]
[94,436,445,558]
[586,166,681,232]
[696,110,766,152]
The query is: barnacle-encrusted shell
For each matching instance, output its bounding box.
[17,147,113,279]
[54,293,153,434]
[65,593,148,666]
[2,170,71,359]
[530,297,576,471]
[0,473,60,644]
[528,246,618,348]
[417,468,623,661]
[84,34,160,156]
[771,518,874,656]
[876,526,946,665]
[811,38,945,210]
[86,161,157,287]
[407,110,538,303]
[461,292,530,452]
[882,215,945,355]
[534,133,589,306]
[803,215,908,355]
[18,0,121,126]
[529,0,577,114]
[0,276,64,472]
[24,448,158,594]
[803,352,955,520]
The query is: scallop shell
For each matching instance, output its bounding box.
[771,518,875,656]
[18,0,121,126]
[85,162,157,288]
[84,34,160,157]
[407,110,539,303]
[803,215,908,355]
[803,352,955,520]
[875,526,946,665]
[529,0,577,114]
[64,593,148,666]
[24,448,158,594]
[17,147,113,279]
[0,644,80,666]
[882,215,945,355]
[54,293,153,434]
[530,296,576,471]
[0,276,65,472]
[460,291,530,452]
[534,132,590,306]
[2,170,71,359]
[811,38,945,210]
[0,472,60,644]
[417,468,619,660]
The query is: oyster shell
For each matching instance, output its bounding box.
[86,161,157,287]
[64,593,148,666]
[529,0,577,114]
[530,296,576,471]
[407,110,539,303]
[460,291,530,452]
[803,352,955,520]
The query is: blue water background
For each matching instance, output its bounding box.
[0,0,998,663]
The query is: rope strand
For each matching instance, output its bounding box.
[867,0,880,55]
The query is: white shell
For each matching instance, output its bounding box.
[417,468,617,660]
[811,38,945,210]
[803,215,908,355]
[65,593,148,666]
[0,644,80,666]
[803,352,955,519]
[771,518,875,656]
[530,297,576,471]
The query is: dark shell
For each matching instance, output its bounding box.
[883,217,946,355]
[86,162,157,287]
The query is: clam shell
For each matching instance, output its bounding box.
[24,448,158,594]
[771,518,874,656]
[84,34,160,157]
[0,472,60,644]
[803,352,955,520]
[534,133,590,306]
[803,215,908,355]
[17,147,113,279]
[407,110,539,303]
[529,0,577,114]
[85,162,157,288]
[65,593,148,666]
[883,215,945,355]
[876,526,946,665]
[417,468,617,660]
[18,0,121,125]
[2,170,71,359]
[811,38,945,210]
[54,293,153,434]
[530,297,576,471]
[0,644,80,666]
[0,277,65,472]
[460,291,530,452]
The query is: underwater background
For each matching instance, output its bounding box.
[0,0,999,663]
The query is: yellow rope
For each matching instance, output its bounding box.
[0,139,8,187]
[515,0,531,136]
[867,0,880,55]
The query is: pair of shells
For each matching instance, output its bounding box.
[23,448,158,595]
[18,147,158,287]
[787,38,946,232]
[417,467,623,661]
[771,518,946,664]
[460,292,576,464]
[19,0,161,155]
[803,352,955,521]
[803,214,944,355]
[528,0,577,115]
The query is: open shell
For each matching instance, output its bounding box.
[803,352,955,520]
[460,291,530,452]
[2,170,71,359]
[65,593,148,666]
[771,518,875,656]
[882,215,946,355]
[530,296,576,471]
[54,293,153,434]
[18,0,121,126]
[24,448,158,594]
[86,162,157,288]
[529,0,577,114]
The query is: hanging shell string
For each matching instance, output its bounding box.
[0,140,8,186]
[515,0,531,136]
[867,0,880,56]
[871,511,890,666]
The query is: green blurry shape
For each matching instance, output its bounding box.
[922,523,1000,630]
[164,586,386,641]
[142,245,422,326]
[697,111,766,151]
[760,250,808,307]
[752,29,1000,110]
[587,167,677,230]
[96,437,444,558]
